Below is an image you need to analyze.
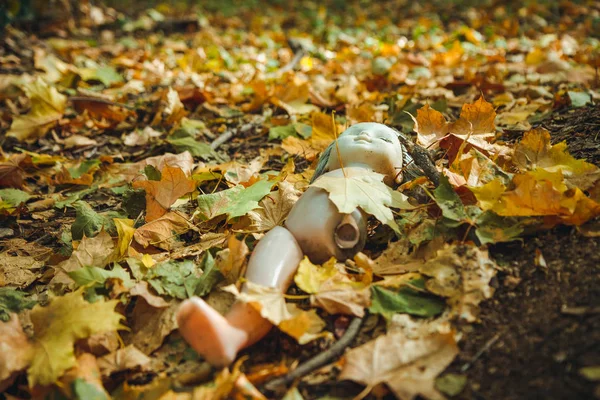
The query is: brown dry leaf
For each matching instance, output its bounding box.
[311,279,371,317]
[133,166,196,221]
[124,299,180,354]
[133,211,191,250]
[0,153,29,188]
[0,315,34,389]
[310,111,343,152]
[130,281,170,308]
[246,181,301,232]
[97,345,151,377]
[62,135,98,149]
[420,244,496,322]
[152,87,188,126]
[0,252,44,287]
[513,128,600,190]
[347,103,381,125]
[413,104,449,148]
[221,156,266,185]
[449,96,496,139]
[7,77,67,142]
[122,152,194,182]
[214,235,249,284]
[371,239,426,275]
[51,230,115,288]
[281,136,320,161]
[241,80,270,112]
[71,96,133,123]
[270,76,318,115]
[339,331,459,400]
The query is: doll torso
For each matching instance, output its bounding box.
[285,169,367,264]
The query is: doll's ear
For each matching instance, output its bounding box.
[310,142,334,183]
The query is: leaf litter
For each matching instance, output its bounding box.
[1,1,599,399]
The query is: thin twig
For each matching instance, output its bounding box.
[210,129,235,150]
[264,315,365,391]
[460,332,501,372]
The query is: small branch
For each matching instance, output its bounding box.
[460,332,501,372]
[264,315,365,391]
[397,135,441,187]
[210,129,235,150]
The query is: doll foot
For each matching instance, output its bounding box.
[177,297,247,366]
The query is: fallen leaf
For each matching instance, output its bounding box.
[370,278,446,319]
[27,289,124,386]
[513,128,600,190]
[246,181,301,232]
[339,331,459,400]
[420,244,496,322]
[0,314,34,385]
[0,288,37,322]
[133,166,196,221]
[97,345,151,377]
[0,252,43,288]
[58,353,110,400]
[124,300,179,354]
[130,281,169,308]
[413,104,449,148]
[311,168,413,234]
[114,218,135,257]
[133,211,190,250]
[7,77,67,141]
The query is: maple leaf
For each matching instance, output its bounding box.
[339,331,459,400]
[449,96,496,139]
[420,244,496,322]
[246,181,301,232]
[513,128,600,190]
[370,278,446,319]
[196,178,275,221]
[133,165,196,222]
[311,168,413,234]
[7,77,67,142]
[133,211,190,250]
[413,104,449,148]
[294,257,371,317]
[27,289,124,386]
[270,77,318,115]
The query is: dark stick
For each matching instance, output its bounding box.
[264,315,365,391]
[396,134,441,187]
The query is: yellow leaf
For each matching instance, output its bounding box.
[310,111,342,151]
[7,77,67,141]
[413,104,449,148]
[294,257,338,294]
[470,179,506,211]
[114,218,135,257]
[311,168,413,233]
[133,166,196,222]
[27,289,124,386]
[513,128,600,190]
[142,254,156,268]
[281,136,320,161]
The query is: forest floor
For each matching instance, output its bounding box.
[1,1,599,399]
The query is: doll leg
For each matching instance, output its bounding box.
[177,226,304,366]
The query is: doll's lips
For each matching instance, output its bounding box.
[354,134,372,143]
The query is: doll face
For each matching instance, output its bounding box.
[326,123,404,181]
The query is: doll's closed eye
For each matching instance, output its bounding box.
[379,137,393,143]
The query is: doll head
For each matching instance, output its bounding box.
[312,122,405,184]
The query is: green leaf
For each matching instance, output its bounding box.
[269,124,296,141]
[568,91,592,108]
[369,280,446,319]
[197,178,275,221]
[67,159,100,179]
[167,135,214,160]
[145,260,202,299]
[0,188,31,209]
[474,211,523,244]
[435,373,467,396]
[0,287,37,322]
[71,201,112,240]
[72,378,109,400]
[432,176,467,225]
[81,66,123,87]
[54,187,97,209]
[143,165,161,181]
[194,252,223,296]
[69,265,134,289]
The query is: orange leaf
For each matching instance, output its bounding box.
[414,104,449,148]
[449,96,496,138]
[133,166,196,221]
